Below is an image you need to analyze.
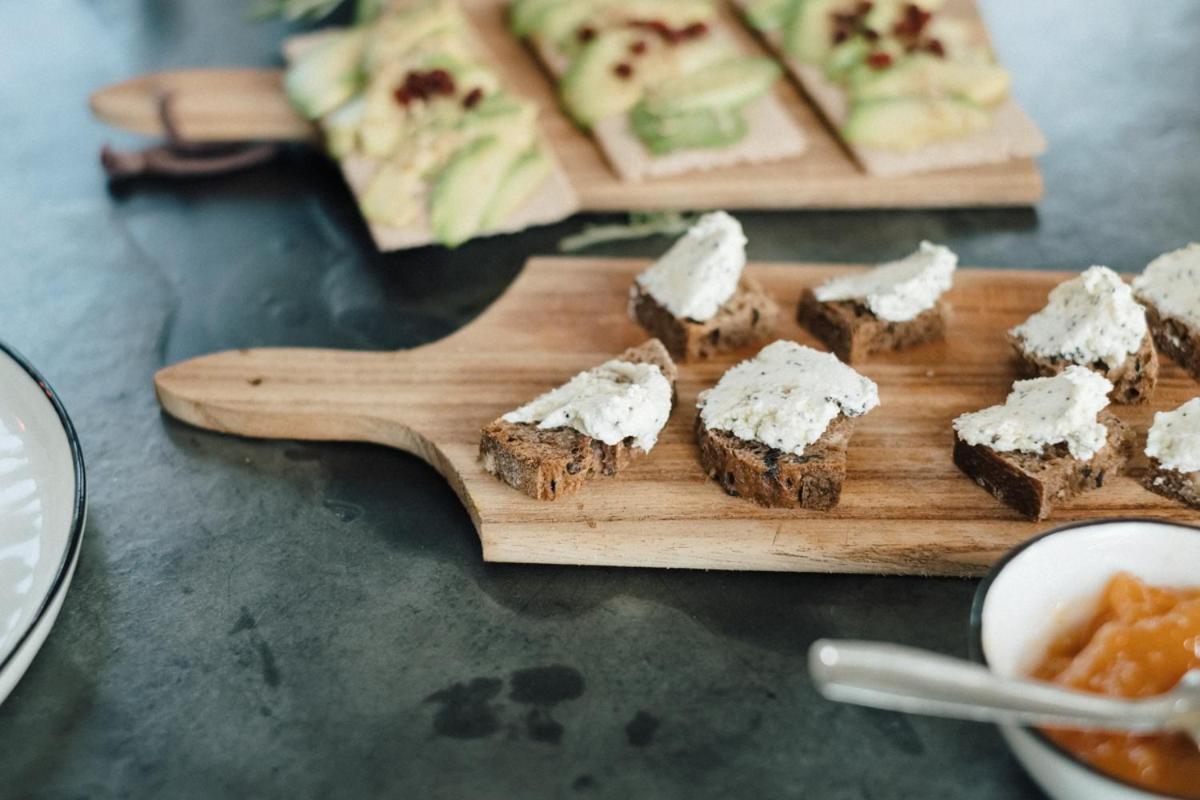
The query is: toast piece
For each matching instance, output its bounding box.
[1142,460,1200,510]
[696,414,854,510]
[952,411,1135,521]
[797,287,946,363]
[630,277,779,361]
[1138,297,1200,381]
[1008,331,1159,405]
[479,339,676,500]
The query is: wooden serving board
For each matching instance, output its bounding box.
[155,258,1199,577]
[90,0,1043,210]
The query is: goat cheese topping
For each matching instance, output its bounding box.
[953,366,1114,461]
[813,241,958,321]
[697,341,879,456]
[635,211,747,322]
[1010,266,1147,367]
[503,359,672,451]
[1133,243,1200,329]
[1146,398,1200,474]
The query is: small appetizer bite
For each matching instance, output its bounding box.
[480,339,676,500]
[1143,398,1200,509]
[952,367,1136,521]
[284,0,578,249]
[510,0,807,180]
[629,211,779,361]
[1009,266,1158,404]
[695,341,879,509]
[797,240,955,363]
[737,0,1045,176]
[1133,243,1200,381]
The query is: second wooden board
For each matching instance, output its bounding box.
[90,1,1044,211]
[154,258,1198,577]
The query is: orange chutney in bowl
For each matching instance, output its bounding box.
[1032,573,1200,799]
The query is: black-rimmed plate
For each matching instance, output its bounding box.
[0,343,86,703]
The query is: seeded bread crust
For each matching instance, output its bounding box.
[796,287,947,364]
[1136,295,1200,382]
[479,339,677,501]
[629,277,779,362]
[1142,459,1200,510]
[695,414,855,510]
[952,411,1136,521]
[1008,331,1159,405]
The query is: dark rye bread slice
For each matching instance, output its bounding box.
[952,411,1136,521]
[1008,331,1159,405]
[796,287,946,364]
[696,414,855,510]
[478,339,677,501]
[1136,296,1200,381]
[629,277,779,362]
[1142,460,1200,509]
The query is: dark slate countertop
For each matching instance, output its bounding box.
[2,1,1198,797]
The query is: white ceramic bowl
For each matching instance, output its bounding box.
[0,343,86,704]
[970,519,1200,800]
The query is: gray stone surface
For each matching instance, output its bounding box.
[2,0,1198,797]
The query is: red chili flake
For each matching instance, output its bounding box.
[462,87,484,109]
[428,68,456,95]
[629,40,648,55]
[833,28,849,44]
[866,51,893,69]
[862,27,879,42]
[856,0,873,13]
[681,21,708,39]
[393,87,412,106]
[893,3,931,38]
[613,62,634,79]
[577,25,596,42]
[924,37,945,57]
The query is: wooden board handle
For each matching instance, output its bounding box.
[90,68,315,143]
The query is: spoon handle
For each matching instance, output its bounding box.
[808,639,1170,733]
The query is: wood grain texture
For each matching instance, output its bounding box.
[89,0,1043,210]
[154,258,1200,576]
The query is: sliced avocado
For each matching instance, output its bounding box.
[560,30,645,128]
[613,0,717,27]
[324,96,366,158]
[668,35,735,75]
[630,103,749,154]
[362,2,461,72]
[360,162,421,228]
[823,36,870,79]
[509,0,567,36]
[285,29,368,120]
[848,54,1010,106]
[527,0,612,48]
[481,146,552,229]
[459,92,539,151]
[744,0,793,31]
[782,0,847,64]
[639,57,780,117]
[429,136,520,247]
[842,96,989,150]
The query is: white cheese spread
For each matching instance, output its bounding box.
[953,366,1114,461]
[1009,266,1147,367]
[1145,398,1200,474]
[635,211,747,322]
[697,341,879,457]
[813,241,957,322]
[1132,243,1200,329]
[502,359,672,451]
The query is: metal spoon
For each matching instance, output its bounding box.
[808,639,1200,742]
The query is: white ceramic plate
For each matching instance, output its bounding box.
[970,519,1200,800]
[0,343,86,704]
